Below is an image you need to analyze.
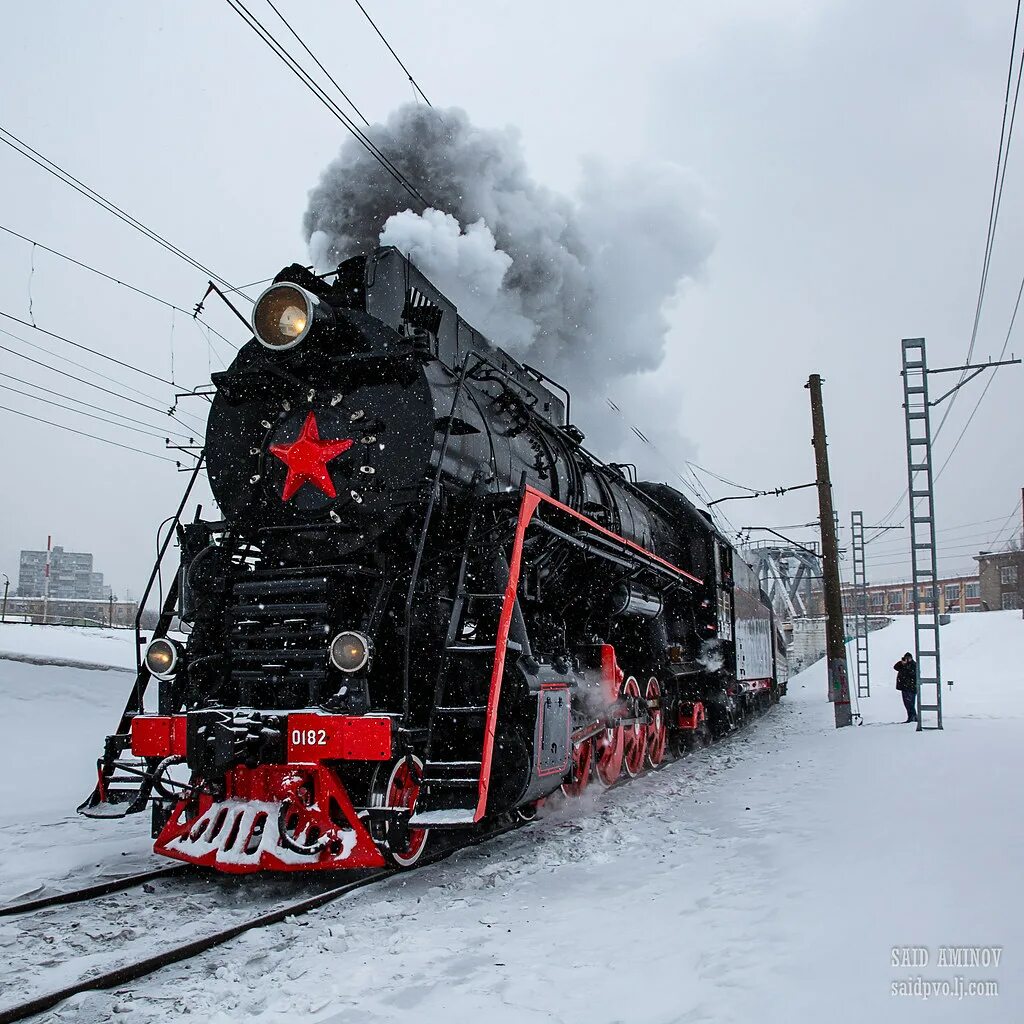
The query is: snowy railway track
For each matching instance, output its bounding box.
[0,868,395,1024]
[0,719,762,1024]
[0,819,525,1024]
[0,866,189,918]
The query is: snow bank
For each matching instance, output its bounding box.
[0,633,154,901]
[0,623,138,671]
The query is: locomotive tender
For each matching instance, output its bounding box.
[80,247,786,872]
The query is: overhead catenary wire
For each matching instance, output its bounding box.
[222,0,430,209]
[928,6,1024,451]
[0,340,196,422]
[0,370,200,442]
[263,0,371,126]
[869,4,1024,535]
[0,327,204,426]
[0,307,177,388]
[686,461,761,495]
[932,264,1024,484]
[0,326,207,433]
[0,380,194,442]
[599,393,739,536]
[0,125,244,297]
[867,530,1013,559]
[865,512,1022,549]
[984,496,1023,549]
[955,0,1023,398]
[0,223,239,356]
[868,266,1024,545]
[352,0,433,107]
[0,403,179,464]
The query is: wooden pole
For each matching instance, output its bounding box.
[806,374,853,727]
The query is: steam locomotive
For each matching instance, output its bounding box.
[80,247,787,872]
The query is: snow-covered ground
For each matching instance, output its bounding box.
[0,623,138,671]
[0,613,1020,1023]
[0,626,154,897]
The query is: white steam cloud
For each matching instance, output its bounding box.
[303,103,716,465]
[378,208,537,352]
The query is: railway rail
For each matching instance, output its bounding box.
[0,818,524,1024]
[0,710,768,1024]
[0,865,189,918]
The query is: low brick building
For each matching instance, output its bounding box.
[0,596,137,627]
[833,574,982,617]
[975,550,1024,611]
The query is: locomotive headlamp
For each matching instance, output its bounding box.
[144,637,182,679]
[329,630,371,673]
[252,283,325,351]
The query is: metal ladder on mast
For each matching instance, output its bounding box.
[850,511,870,698]
[900,338,943,730]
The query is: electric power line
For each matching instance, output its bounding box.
[352,0,433,107]
[0,125,243,296]
[0,369,200,442]
[933,266,1024,484]
[0,339,192,422]
[0,326,207,433]
[264,0,371,126]
[870,5,1024,533]
[0,222,239,357]
[957,0,1023,389]
[0,380,192,442]
[687,461,761,495]
[865,513,1021,551]
[222,0,430,209]
[0,402,179,464]
[985,497,1023,548]
[0,307,176,388]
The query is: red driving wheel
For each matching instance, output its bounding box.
[561,736,594,797]
[594,721,624,786]
[622,676,647,778]
[374,755,429,868]
[644,677,667,768]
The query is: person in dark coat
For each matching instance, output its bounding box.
[894,652,917,723]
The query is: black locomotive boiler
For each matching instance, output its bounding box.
[80,247,787,872]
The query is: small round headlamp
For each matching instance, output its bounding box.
[145,637,181,679]
[252,283,318,350]
[329,630,371,673]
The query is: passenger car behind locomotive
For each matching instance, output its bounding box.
[80,247,786,872]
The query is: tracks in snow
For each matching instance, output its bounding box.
[0,708,777,1024]
[0,866,188,918]
[0,867,394,1024]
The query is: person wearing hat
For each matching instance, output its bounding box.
[893,652,918,723]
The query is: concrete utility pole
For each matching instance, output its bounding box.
[806,374,853,728]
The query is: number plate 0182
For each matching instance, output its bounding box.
[286,714,392,762]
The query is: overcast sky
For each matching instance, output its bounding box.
[0,0,1021,605]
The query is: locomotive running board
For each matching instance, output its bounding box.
[457,485,703,825]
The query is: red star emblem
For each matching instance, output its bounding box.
[268,411,354,501]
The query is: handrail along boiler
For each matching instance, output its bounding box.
[80,247,787,872]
